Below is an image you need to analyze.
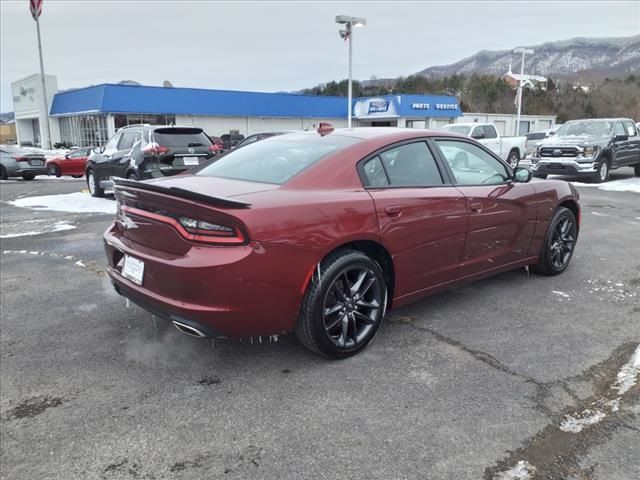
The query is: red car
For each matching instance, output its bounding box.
[104,127,580,358]
[46,147,91,178]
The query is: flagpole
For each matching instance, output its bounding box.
[35,14,52,149]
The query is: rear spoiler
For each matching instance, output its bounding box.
[111,177,251,209]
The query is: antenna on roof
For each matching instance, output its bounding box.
[163,80,173,88]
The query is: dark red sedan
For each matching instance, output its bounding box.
[46,147,91,178]
[104,128,580,358]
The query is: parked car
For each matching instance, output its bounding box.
[440,123,526,167]
[220,133,245,151]
[0,145,48,180]
[530,118,640,182]
[46,147,91,178]
[233,131,293,150]
[104,127,580,358]
[86,125,218,197]
[524,129,554,158]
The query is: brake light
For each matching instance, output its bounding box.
[208,144,222,153]
[143,144,170,155]
[120,206,246,245]
[13,156,31,162]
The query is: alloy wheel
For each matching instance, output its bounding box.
[322,266,383,349]
[549,216,576,269]
[88,172,95,195]
[599,161,608,182]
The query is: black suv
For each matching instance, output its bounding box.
[86,125,217,197]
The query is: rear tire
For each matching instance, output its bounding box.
[593,158,610,183]
[71,175,83,178]
[295,249,387,359]
[532,207,577,276]
[22,173,36,180]
[87,169,105,197]
[0,166,7,180]
[634,163,640,177]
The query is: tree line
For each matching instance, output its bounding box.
[301,74,640,123]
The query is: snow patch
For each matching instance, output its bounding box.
[557,177,640,193]
[612,345,640,395]
[559,408,606,433]
[0,220,76,238]
[552,290,570,298]
[10,192,116,214]
[494,460,536,480]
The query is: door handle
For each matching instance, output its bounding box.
[470,202,483,213]
[385,205,403,217]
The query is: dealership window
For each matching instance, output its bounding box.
[113,114,175,130]
[31,118,41,146]
[58,114,109,147]
[518,121,531,135]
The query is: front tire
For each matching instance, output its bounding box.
[22,172,36,180]
[295,249,387,359]
[507,150,520,168]
[0,166,7,180]
[49,164,61,177]
[593,158,610,183]
[86,169,105,197]
[532,207,578,276]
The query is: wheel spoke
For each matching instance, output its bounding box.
[358,276,376,297]
[356,298,379,310]
[332,283,346,301]
[338,314,349,346]
[324,302,343,317]
[353,310,375,325]
[350,270,367,295]
[325,314,344,332]
[349,313,358,343]
[341,273,353,297]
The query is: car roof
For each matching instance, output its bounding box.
[289,127,463,142]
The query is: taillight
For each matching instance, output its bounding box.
[13,156,31,162]
[208,145,221,153]
[143,144,170,155]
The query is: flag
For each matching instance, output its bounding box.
[29,0,43,20]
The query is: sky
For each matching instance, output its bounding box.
[1,0,639,112]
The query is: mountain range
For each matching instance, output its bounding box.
[417,35,640,81]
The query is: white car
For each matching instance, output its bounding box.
[440,123,527,167]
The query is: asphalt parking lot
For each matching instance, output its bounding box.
[0,171,638,480]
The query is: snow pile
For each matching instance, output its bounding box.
[559,408,606,433]
[0,220,76,238]
[612,345,640,395]
[494,460,536,480]
[564,177,640,193]
[10,192,117,214]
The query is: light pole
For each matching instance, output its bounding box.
[513,47,534,137]
[336,15,366,128]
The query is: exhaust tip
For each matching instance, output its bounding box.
[171,320,207,338]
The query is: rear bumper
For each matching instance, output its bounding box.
[530,158,598,176]
[103,223,317,339]
[15,167,49,176]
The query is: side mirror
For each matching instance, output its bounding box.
[614,134,628,142]
[548,131,556,136]
[65,154,70,159]
[471,132,485,140]
[92,146,103,154]
[514,167,532,183]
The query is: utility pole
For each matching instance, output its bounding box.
[513,47,534,137]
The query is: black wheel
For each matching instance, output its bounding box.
[0,166,7,180]
[593,158,610,183]
[295,249,387,359]
[71,175,83,178]
[48,164,61,177]
[634,163,640,177]
[533,173,547,179]
[22,172,36,180]
[532,207,578,276]
[86,169,105,197]
[507,150,520,168]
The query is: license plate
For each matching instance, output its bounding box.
[122,255,145,285]
[30,160,44,166]
[183,157,199,166]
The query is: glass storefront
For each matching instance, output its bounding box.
[58,115,109,147]
[113,114,175,130]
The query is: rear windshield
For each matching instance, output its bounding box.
[441,125,471,135]
[196,133,358,184]
[152,128,212,147]
[526,132,547,140]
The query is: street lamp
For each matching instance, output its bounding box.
[513,47,534,136]
[336,15,366,128]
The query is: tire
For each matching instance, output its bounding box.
[294,249,388,359]
[593,158,610,183]
[71,175,83,178]
[0,166,7,180]
[507,150,520,168]
[49,164,61,177]
[532,207,578,276]
[22,173,36,180]
[86,169,105,197]
[533,173,547,179]
[634,163,640,177]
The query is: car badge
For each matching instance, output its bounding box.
[188,147,195,154]
[552,149,562,157]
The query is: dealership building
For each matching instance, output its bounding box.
[10,74,555,148]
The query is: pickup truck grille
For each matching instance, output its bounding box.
[539,147,579,158]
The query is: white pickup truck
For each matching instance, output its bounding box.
[440,123,527,167]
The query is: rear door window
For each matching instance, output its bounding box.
[377,142,443,186]
[483,125,498,139]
